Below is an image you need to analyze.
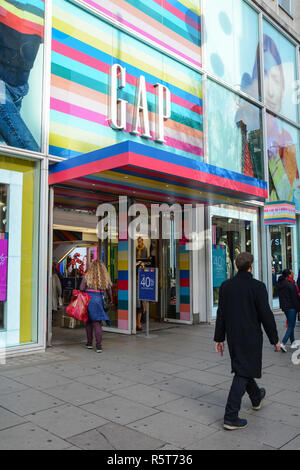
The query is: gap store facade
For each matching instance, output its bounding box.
[1,0,300,355]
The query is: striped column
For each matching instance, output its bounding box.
[179,244,190,321]
[117,241,129,331]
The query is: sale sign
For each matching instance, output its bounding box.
[0,234,8,302]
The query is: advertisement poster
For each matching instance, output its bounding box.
[212,247,227,288]
[0,0,44,151]
[0,234,8,302]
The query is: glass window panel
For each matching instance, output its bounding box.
[207,80,263,179]
[204,0,260,100]
[74,0,201,68]
[0,0,44,151]
[212,215,254,308]
[263,20,298,123]
[267,113,300,209]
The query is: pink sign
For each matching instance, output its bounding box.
[0,236,8,302]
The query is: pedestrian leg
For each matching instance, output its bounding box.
[246,378,261,406]
[224,375,248,422]
[93,322,103,348]
[86,320,93,345]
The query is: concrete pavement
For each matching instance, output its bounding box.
[0,315,299,450]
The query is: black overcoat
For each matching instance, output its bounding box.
[214,271,279,379]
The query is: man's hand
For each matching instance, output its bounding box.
[274,342,281,352]
[215,342,224,357]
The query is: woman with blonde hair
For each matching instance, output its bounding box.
[80,260,112,353]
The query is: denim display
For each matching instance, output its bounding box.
[0,79,39,152]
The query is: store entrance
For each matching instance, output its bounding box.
[135,214,190,332]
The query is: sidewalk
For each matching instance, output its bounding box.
[0,315,299,450]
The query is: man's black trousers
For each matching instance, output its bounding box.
[224,375,261,422]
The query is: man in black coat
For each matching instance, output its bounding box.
[214,252,280,431]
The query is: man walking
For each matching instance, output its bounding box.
[214,252,281,430]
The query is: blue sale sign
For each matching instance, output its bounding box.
[212,248,227,288]
[138,268,158,302]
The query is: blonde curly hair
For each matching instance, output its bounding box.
[85,260,112,290]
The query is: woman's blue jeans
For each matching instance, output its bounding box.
[0,80,39,151]
[282,309,297,345]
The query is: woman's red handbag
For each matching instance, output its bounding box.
[65,290,91,322]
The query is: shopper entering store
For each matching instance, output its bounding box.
[277,269,300,353]
[214,252,280,431]
[80,260,112,353]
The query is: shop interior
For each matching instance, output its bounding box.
[50,186,184,344]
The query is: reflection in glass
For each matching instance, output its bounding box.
[207,80,263,179]
[267,114,300,209]
[0,0,44,151]
[263,20,298,123]
[270,226,293,300]
[204,0,260,100]
[212,215,253,307]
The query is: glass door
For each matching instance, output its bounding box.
[270,226,296,309]
[211,206,259,318]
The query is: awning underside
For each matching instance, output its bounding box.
[49,141,268,210]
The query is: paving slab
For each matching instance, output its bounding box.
[175,369,229,387]
[28,404,108,439]
[0,423,71,450]
[0,406,26,431]
[169,356,220,370]
[268,390,300,409]
[244,401,300,428]
[128,411,216,448]
[156,397,224,426]
[81,396,159,425]
[0,376,29,396]
[151,378,215,399]
[67,422,165,450]
[141,361,188,375]
[0,389,65,416]
[112,367,171,386]
[187,431,275,450]
[75,372,135,392]
[43,381,111,406]
[280,435,300,450]
[232,414,300,449]
[112,384,180,407]
[11,371,72,391]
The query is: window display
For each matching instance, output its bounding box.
[211,207,258,313]
[263,20,298,123]
[207,80,263,179]
[0,0,44,151]
[267,114,300,210]
[204,0,260,100]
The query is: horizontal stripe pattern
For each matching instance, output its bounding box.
[50,0,203,161]
[79,0,201,67]
[0,0,44,37]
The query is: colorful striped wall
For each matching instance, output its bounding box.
[50,0,203,161]
[0,157,38,344]
[179,244,190,321]
[117,241,129,331]
[76,0,202,68]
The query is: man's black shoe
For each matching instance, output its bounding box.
[252,388,266,410]
[224,418,248,431]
